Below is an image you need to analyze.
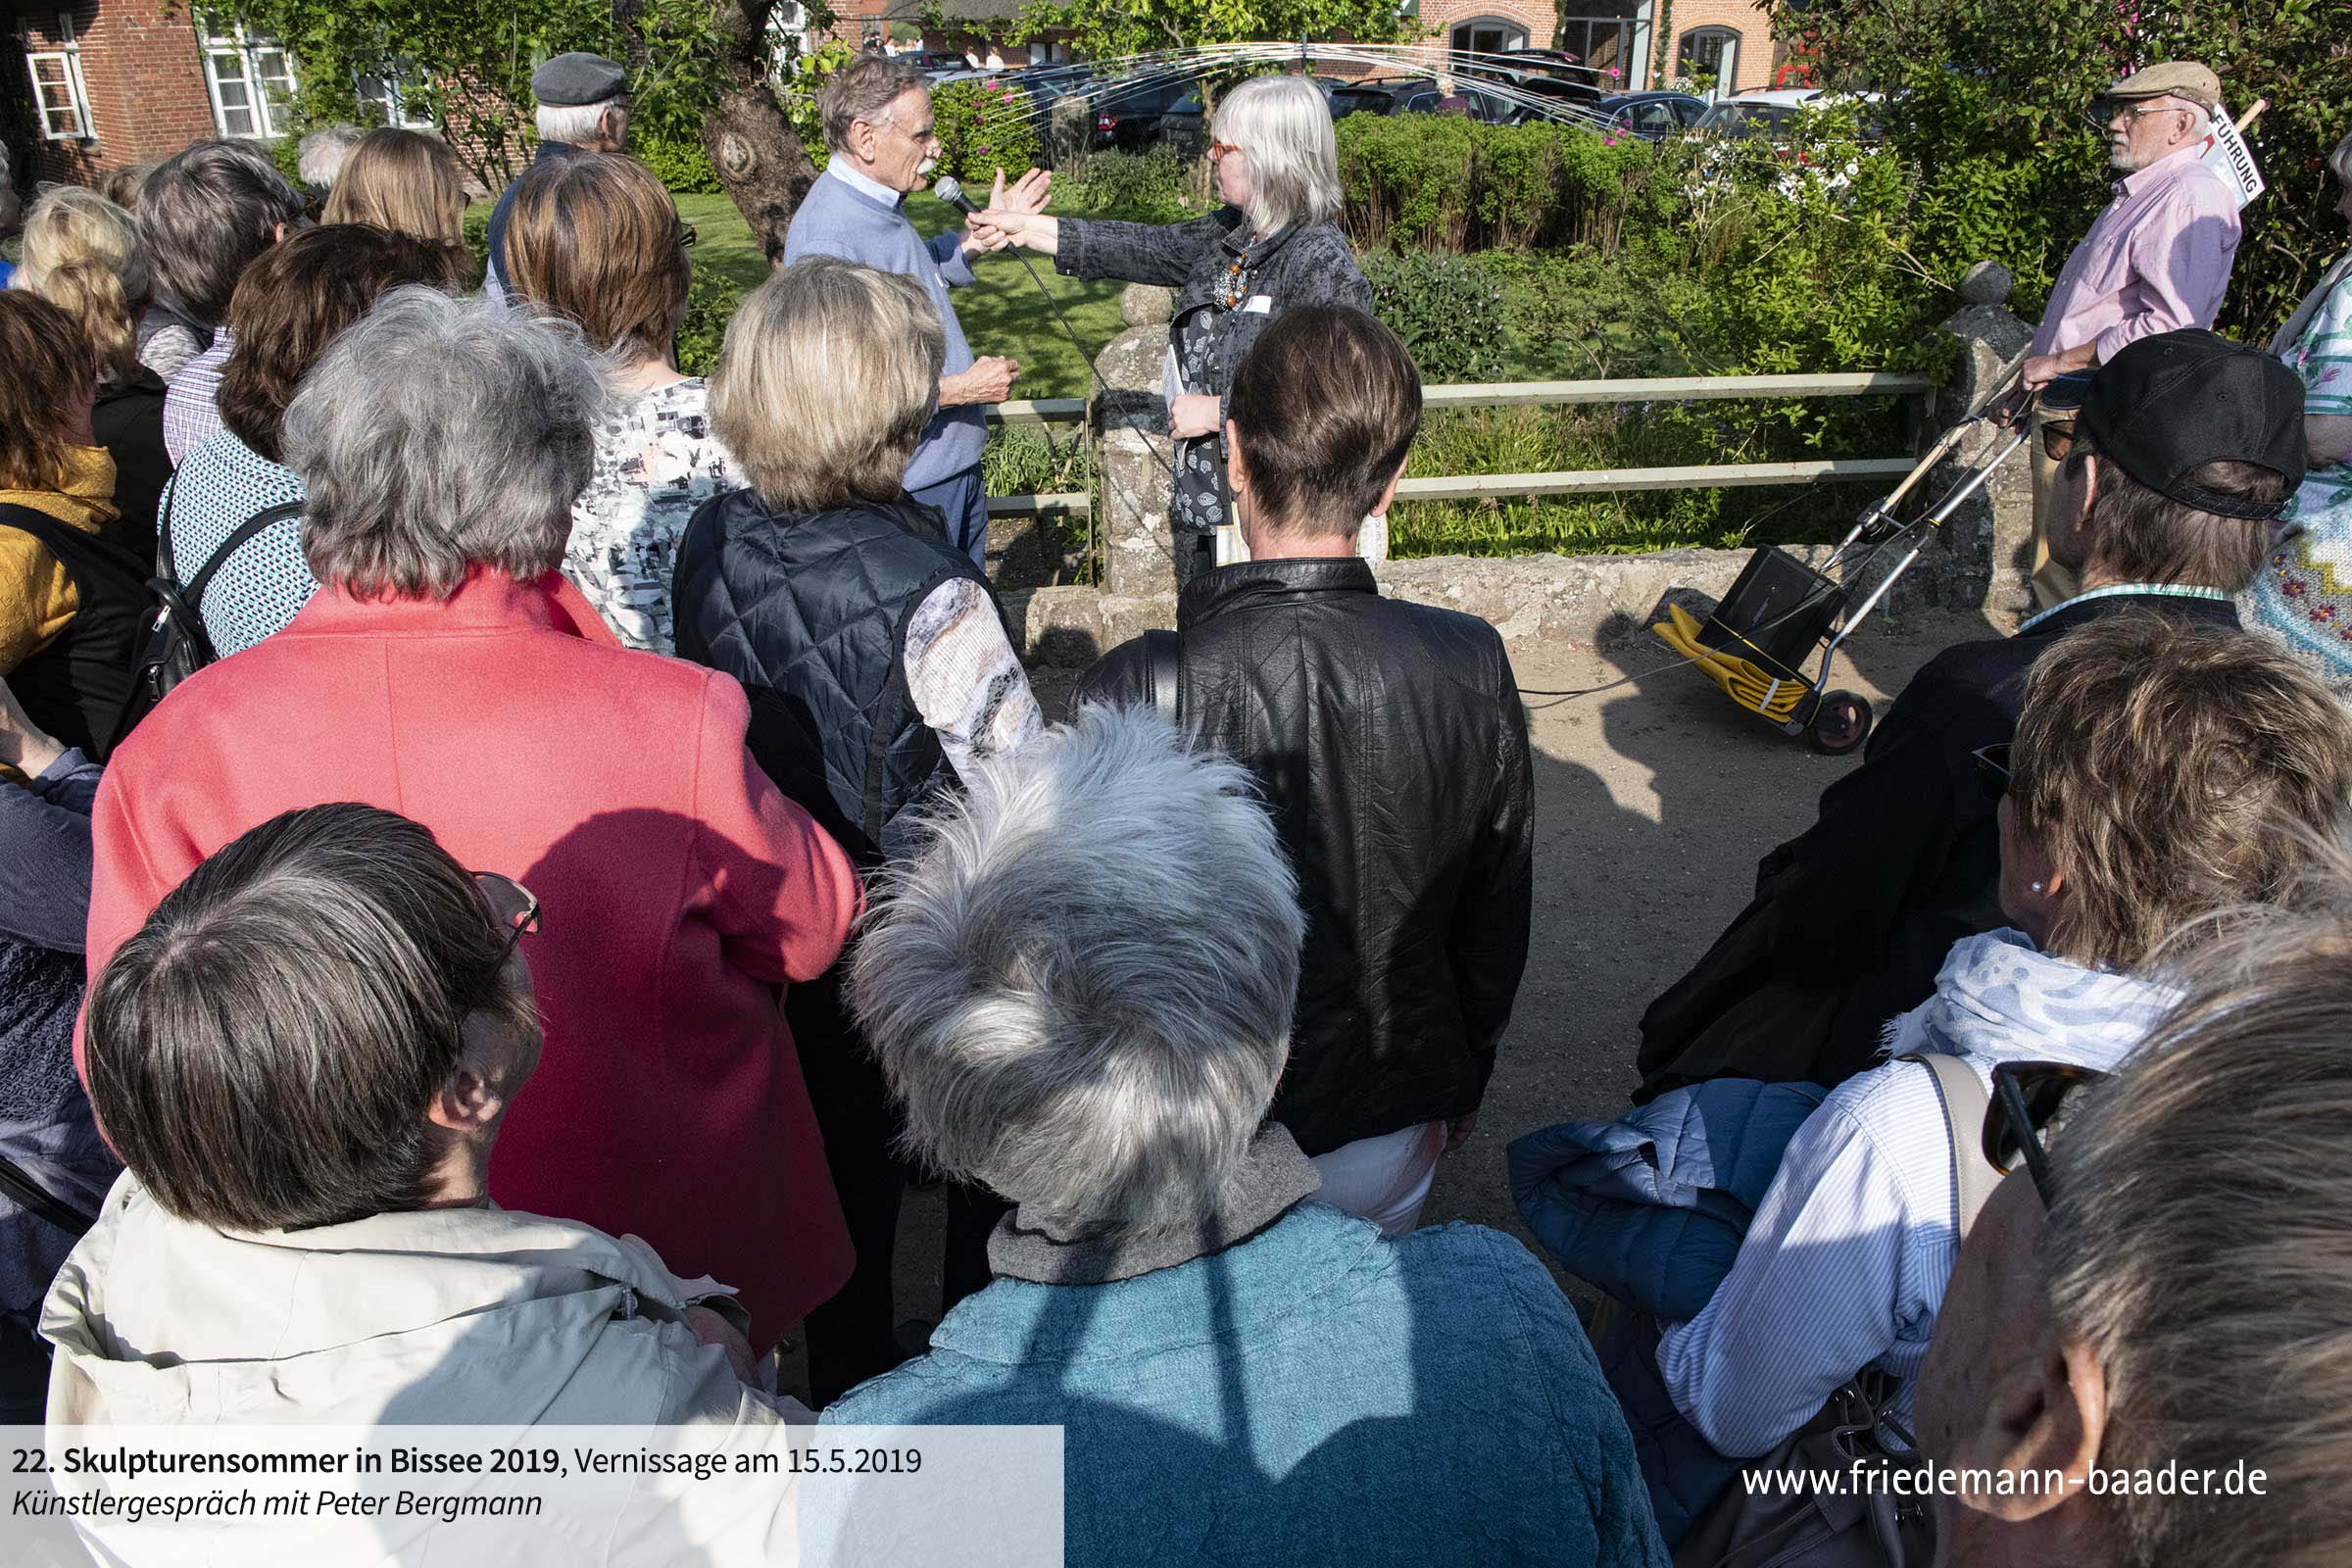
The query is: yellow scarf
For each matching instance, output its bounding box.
[0,444,121,532]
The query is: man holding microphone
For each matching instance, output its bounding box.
[2007,61,2241,608]
[784,55,1051,565]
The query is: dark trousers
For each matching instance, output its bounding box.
[792,970,1006,1407]
[908,463,989,568]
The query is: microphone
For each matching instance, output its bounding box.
[932,175,978,215]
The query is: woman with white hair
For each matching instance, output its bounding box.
[974,74,1372,571]
[81,288,862,1360]
[817,704,1670,1568]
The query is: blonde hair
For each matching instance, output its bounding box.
[502,151,689,364]
[320,128,467,247]
[19,184,149,380]
[1214,74,1344,234]
[710,257,944,514]
[2011,613,2352,969]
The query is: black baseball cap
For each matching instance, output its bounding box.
[2078,329,2306,520]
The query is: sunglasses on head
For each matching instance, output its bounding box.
[471,871,541,966]
[1972,742,2012,801]
[1983,1060,2106,1209]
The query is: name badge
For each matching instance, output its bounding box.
[1244,295,1274,315]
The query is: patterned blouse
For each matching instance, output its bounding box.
[158,426,313,659]
[564,379,745,655]
[2240,260,2352,696]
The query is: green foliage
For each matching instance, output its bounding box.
[983,423,1095,498]
[1392,401,1902,557]
[1362,248,1509,383]
[1007,0,1403,76]
[636,131,722,195]
[1066,148,1196,222]
[1779,0,2351,340]
[1337,112,1661,253]
[931,78,1043,185]
[674,266,746,378]
[783,40,861,173]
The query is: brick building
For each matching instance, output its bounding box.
[12,1,352,183]
[1417,0,1773,96]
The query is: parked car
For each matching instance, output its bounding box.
[1594,90,1707,139]
[1457,61,1606,121]
[888,49,971,76]
[1693,89,1883,140]
[1087,74,1207,149]
[1327,76,1509,122]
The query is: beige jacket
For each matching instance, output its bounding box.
[42,1178,808,1564]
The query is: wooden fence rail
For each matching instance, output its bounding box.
[985,373,1935,518]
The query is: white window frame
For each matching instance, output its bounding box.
[24,15,95,142]
[200,16,299,140]
[355,62,435,130]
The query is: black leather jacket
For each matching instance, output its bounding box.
[1080,558,1535,1155]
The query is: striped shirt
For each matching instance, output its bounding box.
[162,330,233,466]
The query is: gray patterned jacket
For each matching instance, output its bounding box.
[1056,206,1371,404]
[1056,207,1371,533]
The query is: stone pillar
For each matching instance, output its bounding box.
[1907,261,2034,613]
[1091,283,1179,600]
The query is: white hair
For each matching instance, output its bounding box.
[296,123,364,193]
[284,287,606,601]
[535,97,623,147]
[848,704,1304,1236]
[1214,74,1343,234]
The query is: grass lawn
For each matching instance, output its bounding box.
[670,189,1141,403]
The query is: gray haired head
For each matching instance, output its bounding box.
[818,54,930,154]
[137,139,307,326]
[848,704,1303,1235]
[283,287,605,601]
[296,122,365,196]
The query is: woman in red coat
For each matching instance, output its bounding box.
[79,286,860,1351]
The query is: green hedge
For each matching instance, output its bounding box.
[932,78,1042,186]
[1337,113,1664,254]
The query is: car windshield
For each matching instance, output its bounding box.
[1696,101,1801,135]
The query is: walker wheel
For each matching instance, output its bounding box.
[1807,690,1874,756]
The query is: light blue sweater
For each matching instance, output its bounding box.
[782,164,986,489]
[815,1202,1671,1567]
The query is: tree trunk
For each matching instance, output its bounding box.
[701,0,820,259]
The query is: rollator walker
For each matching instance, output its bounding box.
[1650,362,2034,756]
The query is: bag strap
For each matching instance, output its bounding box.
[1901,1053,1999,1236]
[0,1151,98,1238]
[180,500,301,615]
[1142,627,1182,725]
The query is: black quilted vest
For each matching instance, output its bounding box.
[0,503,146,760]
[673,490,993,867]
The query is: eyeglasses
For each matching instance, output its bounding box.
[472,871,541,966]
[2040,418,2076,465]
[1208,140,1243,160]
[1971,742,2012,801]
[1982,1060,2106,1209]
[2087,100,2198,130]
[675,222,698,250]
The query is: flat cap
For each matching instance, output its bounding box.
[2107,61,2221,111]
[532,52,628,107]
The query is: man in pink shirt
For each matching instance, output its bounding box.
[2012,61,2240,607]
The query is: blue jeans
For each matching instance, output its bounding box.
[909,463,988,568]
